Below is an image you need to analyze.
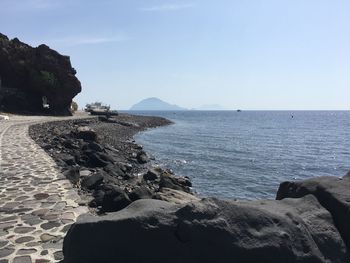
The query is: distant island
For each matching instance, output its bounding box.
[129,98,229,111]
[130,97,187,111]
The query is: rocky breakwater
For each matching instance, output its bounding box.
[29,115,198,214]
[62,171,350,262]
[0,33,81,115]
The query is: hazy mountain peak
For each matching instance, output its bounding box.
[130,97,186,111]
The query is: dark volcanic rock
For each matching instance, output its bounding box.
[62,139,79,149]
[63,167,80,184]
[0,33,81,115]
[159,171,192,193]
[143,169,159,181]
[76,126,97,141]
[155,187,200,204]
[100,185,131,212]
[276,174,350,252]
[136,151,149,164]
[83,142,104,152]
[103,164,126,179]
[57,153,76,166]
[81,174,104,190]
[128,186,153,201]
[86,152,114,167]
[63,197,349,263]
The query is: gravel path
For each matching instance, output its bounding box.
[0,115,92,263]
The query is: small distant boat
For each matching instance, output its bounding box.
[237,109,242,112]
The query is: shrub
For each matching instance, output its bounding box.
[71,101,78,113]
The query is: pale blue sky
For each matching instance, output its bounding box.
[1,0,349,110]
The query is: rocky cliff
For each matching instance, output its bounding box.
[0,33,81,115]
[63,172,350,263]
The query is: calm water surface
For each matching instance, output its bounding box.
[129,111,350,200]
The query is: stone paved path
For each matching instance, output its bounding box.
[0,116,90,263]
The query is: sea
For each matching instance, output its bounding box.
[129,111,350,200]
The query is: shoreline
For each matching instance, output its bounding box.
[29,113,198,214]
[6,112,350,262]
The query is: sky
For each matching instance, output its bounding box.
[1,0,349,110]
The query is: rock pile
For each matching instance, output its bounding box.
[30,115,197,214]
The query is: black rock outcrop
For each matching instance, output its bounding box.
[63,196,349,263]
[0,33,81,115]
[277,175,350,253]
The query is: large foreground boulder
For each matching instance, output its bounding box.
[63,196,348,263]
[277,174,350,252]
[0,33,81,115]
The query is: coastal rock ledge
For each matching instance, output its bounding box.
[63,173,350,263]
